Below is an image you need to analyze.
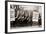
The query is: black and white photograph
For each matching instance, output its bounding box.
[6,1,45,33]
[10,5,41,27]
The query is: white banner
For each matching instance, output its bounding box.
[32,11,39,22]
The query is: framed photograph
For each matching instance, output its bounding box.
[5,1,45,33]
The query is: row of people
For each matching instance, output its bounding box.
[10,14,41,27]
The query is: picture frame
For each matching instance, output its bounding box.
[5,1,45,33]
